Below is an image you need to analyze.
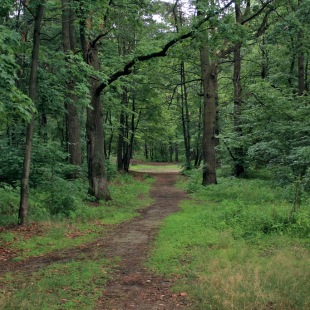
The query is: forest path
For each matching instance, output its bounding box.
[96,171,188,309]
[0,169,189,309]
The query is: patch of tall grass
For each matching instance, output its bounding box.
[148,171,310,309]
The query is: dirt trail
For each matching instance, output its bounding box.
[96,172,188,309]
[0,171,189,309]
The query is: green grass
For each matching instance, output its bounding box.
[0,173,154,309]
[0,257,112,309]
[1,174,154,260]
[129,163,181,173]
[148,174,310,309]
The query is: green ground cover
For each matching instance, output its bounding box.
[0,174,153,260]
[147,171,310,309]
[0,258,113,310]
[0,174,153,309]
[129,163,181,173]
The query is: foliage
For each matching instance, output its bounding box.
[0,26,34,122]
[0,185,20,226]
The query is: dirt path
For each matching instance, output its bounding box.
[1,171,189,309]
[96,172,188,309]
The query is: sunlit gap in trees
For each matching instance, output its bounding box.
[150,0,195,25]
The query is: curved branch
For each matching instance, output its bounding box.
[95,0,234,95]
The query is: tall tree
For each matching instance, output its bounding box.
[62,0,82,174]
[200,45,218,185]
[79,6,111,200]
[19,2,45,225]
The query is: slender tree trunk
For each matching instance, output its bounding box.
[260,36,268,79]
[144,142,148,160]
[194,100,202,168]
[62,0,82,173]
[200,44,218,185]
[297,39,305,96]
[19,2,45,225]
[297,0,306,96]
[232,42,245,176]
[180,62,191,169]
[117,91,126,171]
[175,143,179,162]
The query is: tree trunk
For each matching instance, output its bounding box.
[180,62,192,169]
[194,100,202,168]
[62,0,82,174]
[297,0,306,96]
[19,2,45,225]
[232,42,245,177]
[144,142,148,160]
[79,12,111,200]
[86,47,111,200]
[200,44,218,185]
[297,39,305,96]
[175,143,179,162]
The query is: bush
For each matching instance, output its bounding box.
[0,185,20,226]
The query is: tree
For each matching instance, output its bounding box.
[62,0,82,174]
[19,2,45,225]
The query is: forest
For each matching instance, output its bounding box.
[0,0,310,309]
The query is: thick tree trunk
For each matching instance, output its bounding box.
[19,3,45,225]
[200,44,217,185]
[86,46,111,200]
[79,11,111,200]
[62,0,82,173]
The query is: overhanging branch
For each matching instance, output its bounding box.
[95,0,234,95]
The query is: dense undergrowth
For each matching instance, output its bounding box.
[148,168,310,309]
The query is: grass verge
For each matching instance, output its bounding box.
[147,174,310,309]
[0,256,113,309]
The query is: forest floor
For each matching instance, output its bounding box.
[0,163,190,309]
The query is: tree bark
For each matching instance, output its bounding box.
[297,0,306,96]
[200,45,218,185]
[19,2,45,225]
[79,10,111,200]
[232,42,246,176]
[86,46,111,200]
[117,92,126,171]
[180,61,192,169]
[62,0,82,174]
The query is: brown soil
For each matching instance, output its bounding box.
[0,170,190,309]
